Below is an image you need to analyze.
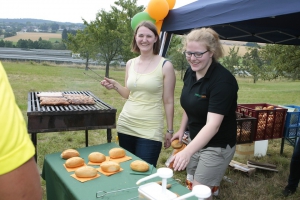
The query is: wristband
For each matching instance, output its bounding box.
[167,130,174,134]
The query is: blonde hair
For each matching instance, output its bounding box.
[183,27,224,61]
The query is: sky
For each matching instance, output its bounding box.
[0,0,196,24]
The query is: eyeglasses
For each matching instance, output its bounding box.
[184,50,209,58]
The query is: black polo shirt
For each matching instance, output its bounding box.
[180,61,238,148]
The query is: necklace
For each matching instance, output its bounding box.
[134,56,154,87]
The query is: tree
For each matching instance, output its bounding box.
[16,39,28,48]
[4,31,16,38]
[26,21,32,27]
[63,0,144,77]
[242,47,264,83]
[39,23,48,32]
[62,29,68,40]
[66,28,97,70]
[62,29,77,41]
[4,40,13,47]
[33,41,39,49]
[84,10,124,77]
[37,39,52,49]
[260,44,300,80]
[110,0,144,62]
[52,42,66,50]
[220,46,241,75]
[165,35,188,79]
[51,23,59,33]
[27,39,35,49]
[0,40,5,47]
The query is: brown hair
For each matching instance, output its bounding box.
[182,27,224,61]
[131,21,160,55]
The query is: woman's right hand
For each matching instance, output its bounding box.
[100,77,116,90]
[171,131,184,143]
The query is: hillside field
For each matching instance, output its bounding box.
[3,32,250,56]
[4,32,62,42]
[222,40,252,56]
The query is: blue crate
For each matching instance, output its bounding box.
[284,105,300,138]
[285,136,299,148]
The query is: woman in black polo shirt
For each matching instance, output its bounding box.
[170,28,239,199]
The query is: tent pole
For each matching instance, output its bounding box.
[159,32,173,57]
[159,31,167,56]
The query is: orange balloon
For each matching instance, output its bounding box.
[166,0,176,10]
[147,0,169,21]
[155,20,163,35]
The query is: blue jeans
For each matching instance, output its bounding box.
[118,132,162,167]
[286,138,300,191]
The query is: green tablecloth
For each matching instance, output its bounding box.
[42,143,196,200]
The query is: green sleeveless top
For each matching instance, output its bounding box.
[117,57,165,142]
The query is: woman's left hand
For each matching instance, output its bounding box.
[164,133,172,148]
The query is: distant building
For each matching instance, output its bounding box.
[72,53,80,58]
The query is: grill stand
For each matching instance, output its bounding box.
[30,129,112,161]
[27,91,116,162]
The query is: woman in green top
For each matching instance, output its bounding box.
[101,21,176,167]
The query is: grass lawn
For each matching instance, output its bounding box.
[48,38,62,43]
[2,60,300,200]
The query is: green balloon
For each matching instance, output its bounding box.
[131,12,156,31]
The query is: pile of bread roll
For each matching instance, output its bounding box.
[96,148,126,173]
[60,147,150,178]
[61,149,96,178]
[61,149,85,169]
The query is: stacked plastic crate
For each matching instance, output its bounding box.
[280,105,300,153]
[236,112,257,144]
[236,103,288,141]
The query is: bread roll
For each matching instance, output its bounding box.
[88,152,106,163]
[130,160,149,172]
[61,149,80,159]
[75,166,97,178]
[65,157,85,168]
[109,148,126,158]
[101,161,120,172]
[171,139,183,149]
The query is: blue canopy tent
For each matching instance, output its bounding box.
[159,0,300,56]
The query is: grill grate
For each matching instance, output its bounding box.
[27,90,116,133]
[27,91,114,115]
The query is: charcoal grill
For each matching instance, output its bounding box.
[27,91,117,161]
